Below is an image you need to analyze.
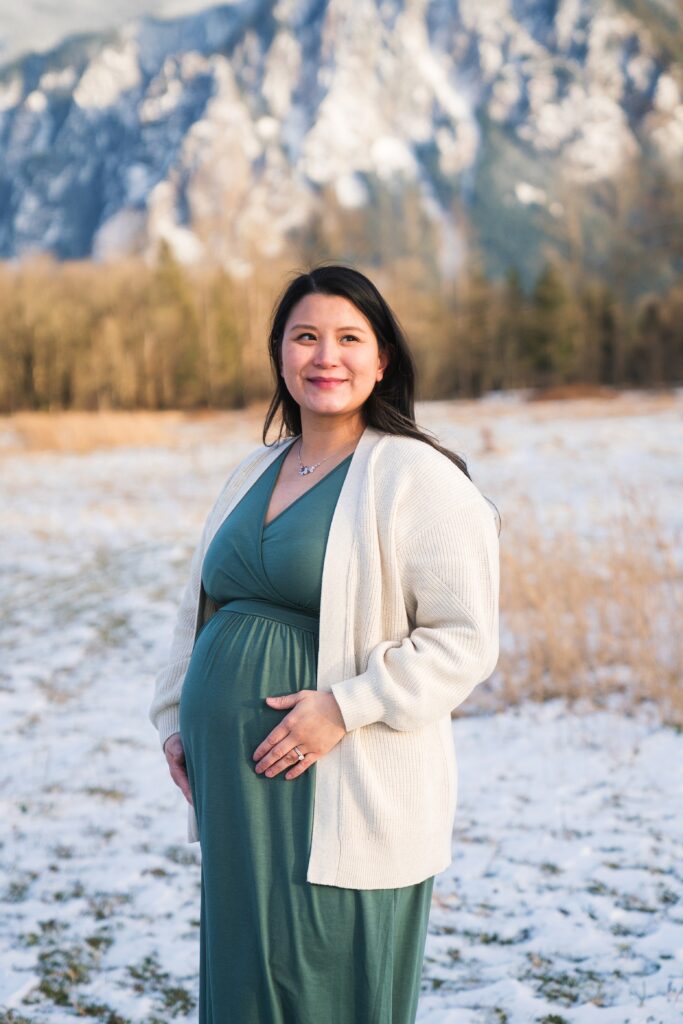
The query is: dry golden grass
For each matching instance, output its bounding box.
[439,387,681,426]
[0,410,188,453]
[495,482,683,728]
[2,391,677,454]
[0,404,275,454]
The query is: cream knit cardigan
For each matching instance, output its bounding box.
[149,423,500,889]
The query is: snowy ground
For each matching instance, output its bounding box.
[1,392,682,1023]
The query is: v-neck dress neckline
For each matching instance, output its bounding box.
[261,446,354,535]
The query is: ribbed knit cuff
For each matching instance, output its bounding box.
[330,673,386,733]
[156,705,181,752]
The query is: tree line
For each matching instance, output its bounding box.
[0,240,681,413]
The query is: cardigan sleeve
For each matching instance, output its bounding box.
[330,497,500,732]
[147,508,213,751]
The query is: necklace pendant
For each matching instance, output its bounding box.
[299,466,313,475]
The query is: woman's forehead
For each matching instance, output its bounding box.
[287,292,369,328]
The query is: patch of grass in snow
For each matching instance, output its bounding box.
[3,869,39,901]
[68,1000,130,1022]
[461,926,533,945]
[540,861,563,875]
[520,951,607,1007]
[657,885,679,906]
[142,865,171,877]
[87,890,133,920]
[164,843,200,866]
[37,670,87,704]
[53,879,86,902]
[84,823,118,841]
[128,952,195,1015]
[16,915,191,1021]
[19,919,115,1012]
[431,923,456,934]
[586,878,617,896]
[22,918,65,944]
[82,785,129,801]
[95,613,134,646]
[615,891,659,913]
[52,842,76,858]
[17,712,43,734]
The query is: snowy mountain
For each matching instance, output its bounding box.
[0,1,218,68]
[0,0,681,285]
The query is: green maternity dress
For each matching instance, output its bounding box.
[178,445,434,1024]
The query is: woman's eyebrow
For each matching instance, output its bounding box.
[288,323,367,333]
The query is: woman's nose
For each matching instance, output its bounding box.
[312,337,341,364]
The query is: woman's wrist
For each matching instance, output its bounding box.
[327,692,348,734]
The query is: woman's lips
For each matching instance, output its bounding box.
[307,378,347,388]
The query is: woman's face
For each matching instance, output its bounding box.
[279,293,388,425]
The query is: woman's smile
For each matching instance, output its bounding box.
[306,376,348,388]
[278,292,387,430]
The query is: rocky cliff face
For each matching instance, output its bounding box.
[0,0,681,285]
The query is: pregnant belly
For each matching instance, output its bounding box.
[178,608,319,767]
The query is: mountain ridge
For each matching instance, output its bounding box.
[0,0,681,292]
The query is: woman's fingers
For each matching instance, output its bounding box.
[254,731,305,775]
[163,732,194,806]
[259,748,317,780]
[253,691,346,778]
[171,762,193,806]
[284,751,317,780]
[163,731,182,758]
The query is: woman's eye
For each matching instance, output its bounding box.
[295,333,359,342]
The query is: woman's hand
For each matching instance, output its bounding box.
[163,732,193,807]
[252,690,348,780]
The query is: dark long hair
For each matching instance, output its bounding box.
[262,262,501,535]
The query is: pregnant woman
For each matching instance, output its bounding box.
[148,264,501,1023]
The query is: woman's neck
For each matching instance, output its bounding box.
[297,416,366,463]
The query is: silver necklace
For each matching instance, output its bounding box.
[296,438,354,476]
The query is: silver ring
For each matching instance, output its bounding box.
[293,745,305,762]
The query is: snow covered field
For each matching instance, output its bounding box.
[1,392,682,1023]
